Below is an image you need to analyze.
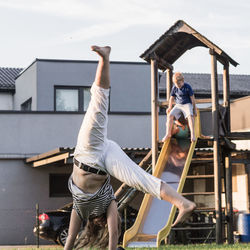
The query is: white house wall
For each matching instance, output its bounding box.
[14,63,37,111]
[0,93,13,110]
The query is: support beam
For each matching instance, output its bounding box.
[210,49,223,244]
[223,63,231,134]
[166,68,173,102]
[151,53,173,71]
[151,58,159,172]
[225,153,234,244]
[32,152,69,167]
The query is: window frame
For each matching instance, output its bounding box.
[21,97,32,111]
[54,85,91,112]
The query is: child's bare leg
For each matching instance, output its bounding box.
[160,182,196,226]
[187,115,196,141]
[91,45,111,89]
[162,115,174,141]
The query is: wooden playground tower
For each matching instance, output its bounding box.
[140,20,241,244]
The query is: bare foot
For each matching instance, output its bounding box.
[91,45,111,59]
[191,135,196,142]
[172,201,196,227]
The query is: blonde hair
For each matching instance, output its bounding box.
[172,72,184,83]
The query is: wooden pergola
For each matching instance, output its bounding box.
[140,20,239,244]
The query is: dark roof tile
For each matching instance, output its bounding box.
[0,67,23,90]
[159,72,250,95]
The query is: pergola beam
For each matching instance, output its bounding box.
[32,152,69,167]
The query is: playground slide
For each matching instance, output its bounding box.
[123,111,201,248]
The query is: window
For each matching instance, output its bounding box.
[55,86,91,112]
[83,88,91,111]
[49,173,71,197]
[21,98,32,111]
[56,88,78,111]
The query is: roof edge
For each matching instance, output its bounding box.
[140,19,239,68]
[16,58,148,79]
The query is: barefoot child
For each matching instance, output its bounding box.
[163,72,197,142]
[64,47,196,250]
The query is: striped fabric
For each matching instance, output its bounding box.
[68,175,115,220]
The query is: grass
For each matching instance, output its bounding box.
[145,243,250,249]
[2,243,250,250]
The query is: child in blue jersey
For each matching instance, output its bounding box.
[163,72,197,142]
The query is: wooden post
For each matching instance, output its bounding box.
[166,68,173,102]
[223,61,234,244]
[36,203,40,248]
[223,63,231,134]
[210,49,223,244]
[225,153,234,243]
[151,58,159,172]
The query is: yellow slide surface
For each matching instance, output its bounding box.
[123,111,201,248]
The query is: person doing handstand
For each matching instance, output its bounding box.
[64,46,196,250]
[163,72,197,142]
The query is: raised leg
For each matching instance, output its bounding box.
[160,182,196,226]
[105,140,196,226]
[91,45,111,89]
[74,46,111,156]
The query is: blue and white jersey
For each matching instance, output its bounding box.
[170,82,194,104]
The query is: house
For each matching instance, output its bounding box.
[0,59,249,245]
[0,67,23,110]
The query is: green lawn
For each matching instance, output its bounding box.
[145,243,250,249]
[4,243,250,250]
[126,244,250,249]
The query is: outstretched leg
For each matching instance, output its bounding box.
[160,182,196,227]
[105,140,196,227]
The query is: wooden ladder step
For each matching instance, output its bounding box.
[193,208,215,212]
[186,222,215,226]
[182,192,215,196]
[172,226,215,231]
[186,175,214,179]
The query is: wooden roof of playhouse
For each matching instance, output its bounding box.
[140,20,238,71]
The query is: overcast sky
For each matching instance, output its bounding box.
[0,0,249,74]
